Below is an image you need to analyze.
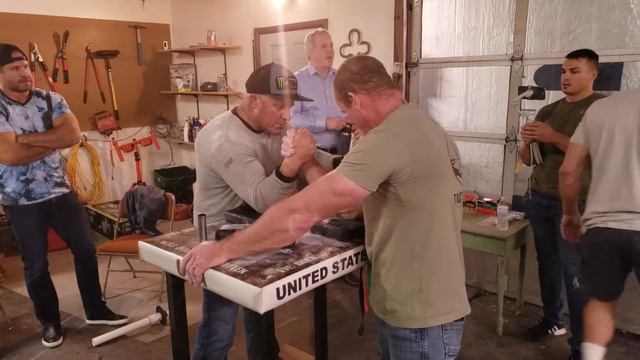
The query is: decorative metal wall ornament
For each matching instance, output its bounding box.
[339,28,371,58]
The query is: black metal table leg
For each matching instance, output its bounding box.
[166,272,190,360]
[314,284,328,360]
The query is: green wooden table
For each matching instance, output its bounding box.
[461,211,532,336]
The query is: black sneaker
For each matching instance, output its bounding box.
[42,324,63,348]
[525,319,567,341]
[86,308,129,326]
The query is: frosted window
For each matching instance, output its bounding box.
[417,67,511,133]
[421,0,516,57]
[456,141,504,195]
[526,0,640,54]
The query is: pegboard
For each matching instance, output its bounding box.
[0,12,177,130]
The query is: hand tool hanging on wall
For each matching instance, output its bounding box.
[52,30,70,83]
[93,50,120,120]
[83,46,107,104]
[129,25,147,66]
[93,50,121,120]
[28,42,57,92]
[28,44,36,84]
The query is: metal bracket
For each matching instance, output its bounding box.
[504,126,518,153]
[511,45,524,62]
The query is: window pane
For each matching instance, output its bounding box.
[457,141,504,195]
[417,66,511,133]
[526,0,640,53]
[421,0,516,57]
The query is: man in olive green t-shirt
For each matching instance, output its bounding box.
[518,48,604,360]
[181,55,471,359]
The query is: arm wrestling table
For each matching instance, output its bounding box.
[138,227,365,360]
[461,210,532,336]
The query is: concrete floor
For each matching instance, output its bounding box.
[1,240,639,359]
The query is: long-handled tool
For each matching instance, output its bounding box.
[28,42,57,92]
[93,50,120,120]
[83,46,107,104]
[52,30,70,83]
[91,306,168,347]
[28,44,36,84]
[129,25,147,66]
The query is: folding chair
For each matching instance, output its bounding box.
[96,192,175,301]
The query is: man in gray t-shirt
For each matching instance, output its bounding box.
[559,89,640,360]
[190,63,319,360]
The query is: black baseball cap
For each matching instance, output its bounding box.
[246,62,313,102]
[0,43,28,67]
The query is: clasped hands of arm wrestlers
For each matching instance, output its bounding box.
[180,128,361,286]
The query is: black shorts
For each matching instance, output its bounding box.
[582,227,640,301]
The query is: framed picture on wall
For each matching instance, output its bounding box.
[253,19,328,72]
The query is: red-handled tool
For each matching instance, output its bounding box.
[29,42,57,92]
[83,46,107,104]
[52,30,70,84]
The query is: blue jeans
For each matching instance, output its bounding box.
[193,290,279,360]
[4,191,107,326]
[524,191,588,351]
[378,318,464,360]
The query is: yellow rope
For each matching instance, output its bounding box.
[65,140,104,204]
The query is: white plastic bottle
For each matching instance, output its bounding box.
[183,118,191,142]
[496,197,509,231]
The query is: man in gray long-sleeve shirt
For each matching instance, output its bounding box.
[191,62,322,360]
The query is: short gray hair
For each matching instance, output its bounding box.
[304,28,331,55]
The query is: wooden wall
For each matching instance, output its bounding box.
[0,12,177,130]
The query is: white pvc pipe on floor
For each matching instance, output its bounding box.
[91,311,164,347]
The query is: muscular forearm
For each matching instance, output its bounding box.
[559,168,581,215]
[559,178,580,216]
[0,143,52,165]
[218,171,369,263]
[552,133,570,152]
[301,159,329,183]
[222,199,317,259]
[17,124,80,149]
[279,157,304,178]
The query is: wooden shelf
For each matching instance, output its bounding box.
[160,44,241,117]
[161,45,241,55]
[160,90,242,96]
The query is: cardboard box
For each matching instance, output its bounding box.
[139,228,366,314]
[85,201,133,240]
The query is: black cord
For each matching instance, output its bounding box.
[150,115,178,139]
[160,138,176,168]
[149,115,178,169]
[85,125,149,142]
